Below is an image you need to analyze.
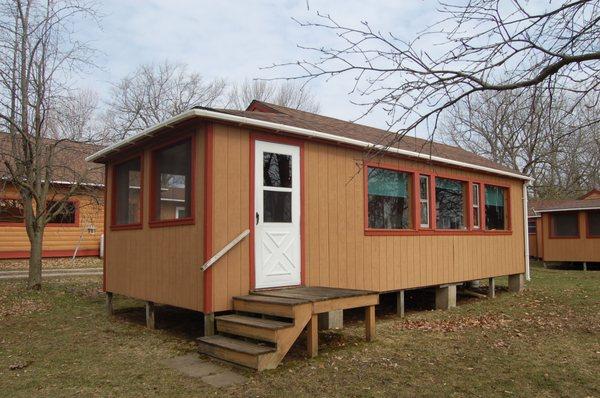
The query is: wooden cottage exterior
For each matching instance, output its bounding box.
[528,190,600,268]
[90,101,532,369]
[0,136,104,259]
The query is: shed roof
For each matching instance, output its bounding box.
[87,101,531,181]
[528,190,600,216]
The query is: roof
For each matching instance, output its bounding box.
[0,132,105,186]
[528,191,600,216]
[87,101,532,181]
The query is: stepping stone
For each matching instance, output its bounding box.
[162,354,222,378]
[201,370,247,387]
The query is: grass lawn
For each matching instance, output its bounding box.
[1,262,598,397]
[0,257,102,271]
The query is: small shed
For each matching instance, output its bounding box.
[88,101,532,369]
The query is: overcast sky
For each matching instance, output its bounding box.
[81,1,439,133]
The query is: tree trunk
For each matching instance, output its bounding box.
[28,231,43,290]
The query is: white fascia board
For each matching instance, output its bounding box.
[87,108,533,181]
[535,207,600,213]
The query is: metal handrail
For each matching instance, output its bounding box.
[201,229,250,271]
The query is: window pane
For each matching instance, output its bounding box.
[264,191,291,222]
[0,199,24,223]
[435,178,466,229]
[115,157,141,225]
[47,201,76,224]
[154,140,192,221]
[528,220,537,234]
[420,202,429,227]
[472,184,480,205]
[263,153,292,188]
[552,213,579,237]
[473,207,480,228]
[588,211,600,236]
[419,176,428,200]
[485,185,507,230]
[368,167,411,229]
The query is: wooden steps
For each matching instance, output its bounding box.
[198,287,379,371]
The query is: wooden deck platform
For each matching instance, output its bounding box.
[198,286,379,370]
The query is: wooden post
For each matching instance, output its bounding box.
[145,301,156,329]
[203,313,215,336]
[307,314,318,358]
[365,305,376,342]
[487,277,495,299]
[106,292,114,315]
[396,290,405,318]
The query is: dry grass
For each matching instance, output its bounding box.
[0,256,102,271]
[0,262,598,397]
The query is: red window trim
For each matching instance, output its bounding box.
[363,161,513,236]
[586,210,600,238]
[148,133,196,228]
[0,195,79,227]
[549,211,580,239]
[110,153,144,231]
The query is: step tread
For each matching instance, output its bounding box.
[198,335,276,355]
[217,314,294,330]
[233,294,310,305]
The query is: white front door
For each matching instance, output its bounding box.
[254,140,301,289]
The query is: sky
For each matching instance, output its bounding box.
[79,0,440,134]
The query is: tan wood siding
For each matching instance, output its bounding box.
[209,127,526,311]
[0,185,103,257]
[104,125,205,312]
[540,212,600,262]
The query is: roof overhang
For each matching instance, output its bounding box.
[86,108,533,181]
[534,207,600,213]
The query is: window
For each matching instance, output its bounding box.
[152,139,192,222]
[113,157,142,226]
[367,167,412,229]
[485,185,508,230]
[46,201,77,224]
[419,175,430,228]
[435,178,466,229]
[551,212,579,237]
[472,183,481,229]
[587,211,600,237]
[0,198,24,223]
[263,152,292,223]
[528,220,537,234]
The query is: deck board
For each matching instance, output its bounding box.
[252,286,377,303]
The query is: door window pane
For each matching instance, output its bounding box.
[485,185,507,230]
[552,212,579,237]
[435,178,466,229]
[0,199,24,223]
[588,211,600,236]
[367,167,411,229]
[264,191,291,222]
[114,157,141,225]
[153,139,192,221]
[263,153,292,188]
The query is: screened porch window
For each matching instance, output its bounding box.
[367,167,412,229]
[589,211,600,237]
[485,185,508,230]
[152,139,192,221]
[0,198,24,223]
[552,212,579,237]
[114,157,141,225]
[435,178,466,230]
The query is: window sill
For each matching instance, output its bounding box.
[111,223,143,231]
[149,218,195,228]
[548,235,580,239]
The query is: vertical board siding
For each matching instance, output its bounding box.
[105,125,205,312]
[209,127,525,312]
[540,212,600,262]
[0,185,104,256]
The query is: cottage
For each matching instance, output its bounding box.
[88,101,532,370]
[528,189,600,269]
[0,135,104,259]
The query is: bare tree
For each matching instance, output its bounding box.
[269,0,600,147]
[0,0,101,289]
[443,88,599,198]
[227,79,320,112]
[104,61,228,140]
